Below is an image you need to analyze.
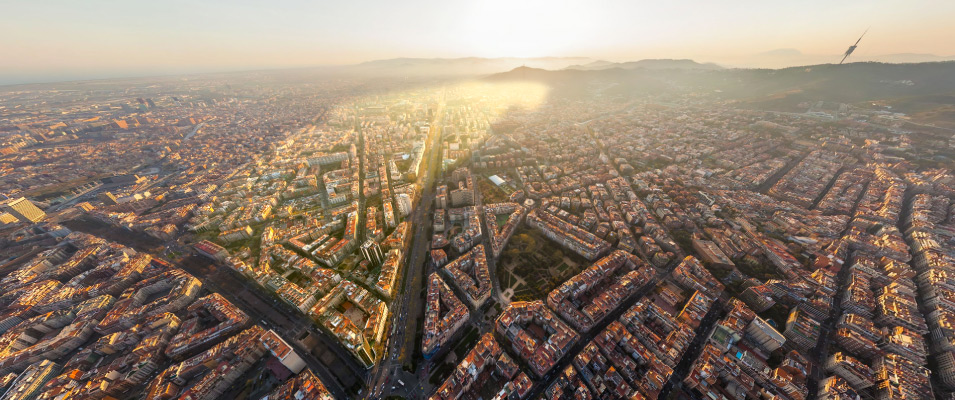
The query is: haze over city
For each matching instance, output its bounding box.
[3,2,955,400]
[4,0,955,84]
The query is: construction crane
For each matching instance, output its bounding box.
[840,29,868,64]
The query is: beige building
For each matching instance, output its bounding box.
[0,197,46,223]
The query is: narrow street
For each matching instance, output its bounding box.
[756,152,808,194]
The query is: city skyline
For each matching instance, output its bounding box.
[3,3,955,399]
[3,0,955,84]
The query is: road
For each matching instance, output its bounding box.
[809,166,849,210]
[356,115,367,243]
[755,152,808,194]
[366,100,445,399]
[473,171,509,307]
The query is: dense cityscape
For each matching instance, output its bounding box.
[2,49,955,400]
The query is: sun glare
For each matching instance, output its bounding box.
[463,0,600,58]
[452,81,551,117]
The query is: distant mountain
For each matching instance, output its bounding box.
[337,57,723,77]
[485,66,573,80]
[859,53,955,64]
[720,49,955,69]
[565,59,724,71]
[563,60,616,70]
[341,57,597,77]
[486,61,955,112]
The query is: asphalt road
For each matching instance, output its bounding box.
[366,102,445,399]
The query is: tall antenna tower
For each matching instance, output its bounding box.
[840,29,868,64]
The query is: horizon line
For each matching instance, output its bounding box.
[4,55,955,89]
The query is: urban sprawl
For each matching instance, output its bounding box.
[1,74,955,400]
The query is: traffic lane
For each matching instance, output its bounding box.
[369,114,440,397]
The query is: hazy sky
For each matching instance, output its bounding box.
[2,0,955,83]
